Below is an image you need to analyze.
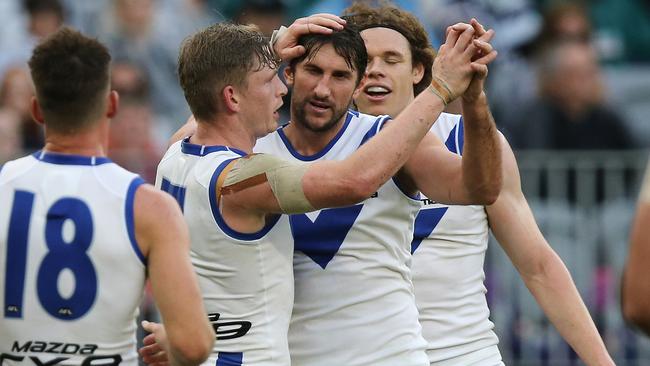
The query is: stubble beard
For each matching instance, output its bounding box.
[292,96,348,134]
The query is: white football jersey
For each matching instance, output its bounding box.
[155,139,293,366]
[0,151,146,366]
[411,114,503,365]
[254,110,429,366]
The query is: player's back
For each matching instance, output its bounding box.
[411,114,502,365]
[156,139,293,366]
[0,151,146,366]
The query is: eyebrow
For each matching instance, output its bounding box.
[381,50,405,59]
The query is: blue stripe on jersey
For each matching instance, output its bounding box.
[32,150,112,166]
[277,110,354,161]
[208,158,281,241]
[216,352,243,366]
[0,164,3,175]
[458,117,464,156]
[181,138,248,157]
[125,177,146,265]
[444,125,458,154]
[411,207,448,253]
[358,115,391,147]
[161,178,187,211]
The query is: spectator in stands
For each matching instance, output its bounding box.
[0,66,42,151]
[622,157,650,336]
[512,39,632,150]
[0,0,64,81]
[108,61,162,182]
[0,110,22,163]
[537,2,592,44]
[235,0,286,37]
[97,0,189,139]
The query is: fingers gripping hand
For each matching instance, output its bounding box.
[431,25,476,101]
[139,321,171,366]
[273,14,346,62]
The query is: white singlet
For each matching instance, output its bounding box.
[155,139,293,366]
[411,114,503,365]
[254,110,429,366]
[0,151,146,366]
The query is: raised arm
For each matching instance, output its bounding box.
[399,20,502,205]
[135,185,215,366]
[488,135,614,365]
[622,158,650,336]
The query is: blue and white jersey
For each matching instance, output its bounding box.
[0,151,145,366]
[411,114,503,365]
[155,139,293,366]
[254,110,429,366]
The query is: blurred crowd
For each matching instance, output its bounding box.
[1,0,649,181]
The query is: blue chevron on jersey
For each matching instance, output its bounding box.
[290,205,364,269]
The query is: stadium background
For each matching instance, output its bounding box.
[1,0,649,364]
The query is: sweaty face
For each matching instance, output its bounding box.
[355,27,423,118]
[287,43,358,133]
[241,66,288,138]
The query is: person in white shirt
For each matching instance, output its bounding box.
[143,16,493,366]
[0,27,214,366]
[345,2,614,365]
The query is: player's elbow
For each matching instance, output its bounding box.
[169,328,214,366]
[346,174,380,203]
[622,291,650,336]
[468,182,501,205]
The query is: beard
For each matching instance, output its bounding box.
[291,95,349,133]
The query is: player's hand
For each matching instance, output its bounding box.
[431,23,477,101]
[455,19,498,103]
[139,320,171,366]
[273,14,346,62]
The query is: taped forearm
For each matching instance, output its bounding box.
[220,154,315,214]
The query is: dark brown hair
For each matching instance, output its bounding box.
[288,26,368,85]
[28,26,111,133]
[178,22,279,122]
[343,1,436,95]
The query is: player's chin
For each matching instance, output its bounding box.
[356,100,386,117]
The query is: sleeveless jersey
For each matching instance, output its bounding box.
[254,110,429,366]
[0,151,146,366]
[411,114,503,365]
[155,139,293,366]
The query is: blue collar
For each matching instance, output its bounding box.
[277,110,354,161]
[180,137,248,157]
[32,150,112,166]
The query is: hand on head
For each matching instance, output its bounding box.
[273,13,346,62]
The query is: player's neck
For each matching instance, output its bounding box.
[191,116,254,154]
[42,124,108,157]
[282,114,347,156]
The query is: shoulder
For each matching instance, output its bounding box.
[134,184,185,235]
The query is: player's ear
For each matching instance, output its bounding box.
[107,90,119,118]
[30,96,44,125]
[413,62,425,85]
[283,66,294,87]
[353,76,366,101]
[222,85,241,113]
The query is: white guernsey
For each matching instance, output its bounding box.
[411,115,503,365]
[0,152,145,366]
[255,110,429,366]
[156,139,294,366]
